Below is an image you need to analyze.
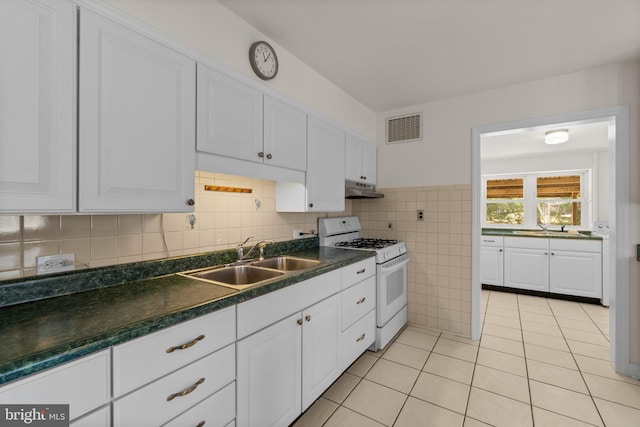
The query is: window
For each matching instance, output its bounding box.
[482,171,589,228]
[485,178,524,224]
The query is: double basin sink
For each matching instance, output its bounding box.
[178,256,322,290]
[512,230,590,237]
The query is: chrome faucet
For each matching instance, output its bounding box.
[245,240,275,261]
[236,236,254,262]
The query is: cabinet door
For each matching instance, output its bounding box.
[0,0,76,213]
[344,134,362,182]
[480,246,504,286]
[263,95,307,171]
[306,116,345,212]
[504,248,549,291]
[197,63,263,162]
[302,293,342,410]
[79,10,195,212]
[361,141,377,184]
[237,312,302,427]
[550,250,602,298]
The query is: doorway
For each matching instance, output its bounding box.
[471,106,630,375]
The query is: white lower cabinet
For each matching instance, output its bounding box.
[0,350,111,422]
[70,406,110,427]
[236,293,342,427]
[550,239,602,298]
[301,293,342,410]
[502,236,602,298]
[162,381,236,427]
[237,312,303,427]
[480,236,504,286]
[113,344,235,427]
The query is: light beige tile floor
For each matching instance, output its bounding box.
[293,290,640,426]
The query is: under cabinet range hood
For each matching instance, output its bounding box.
[345,180,384,199]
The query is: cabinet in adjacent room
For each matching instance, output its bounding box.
[549,239,602,299]
[78,9,196,213]
[0,0,76,213]
[345,133,377,184]
[480,236,504,286]
[503,237,549,292]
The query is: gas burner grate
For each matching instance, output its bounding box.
[335,238,398,249]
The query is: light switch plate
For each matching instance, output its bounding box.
[36,253,75,275]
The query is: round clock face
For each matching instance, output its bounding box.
[249,41,278,80]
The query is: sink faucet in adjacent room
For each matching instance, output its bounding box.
[537,223,548,232]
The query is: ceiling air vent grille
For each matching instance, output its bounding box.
[386,113,422,144]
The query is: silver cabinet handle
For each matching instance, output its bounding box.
[297,319,303,325]
[356,334,366,342]
[258,152,264,158]
[499,249,503,252]
[196,421,205,427]
[166,335,205,353]
[356,297,366,304]
[305,315,311,322]
[266,153,272,159]
[357,268,366,274]
[167,378,205,401]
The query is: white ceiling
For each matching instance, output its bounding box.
[217,0,640,113]
[481,121,609,160]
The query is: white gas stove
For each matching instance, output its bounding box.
[318,216,408,350]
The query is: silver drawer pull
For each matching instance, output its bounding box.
[167,378,205,401]
[196,421,206,427]
[356,334,366,342]
[356,268,366,274]
[166,334,205,353]
[356,297,366,305]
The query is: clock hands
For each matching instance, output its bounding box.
[263,52,271,63]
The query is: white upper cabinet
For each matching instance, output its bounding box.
[0,0,76,213]
[263,95,307,171]
[79,9,196,212]
[345,133,377,184]
[305,116,345,212]
[197,63,263,161]
[197,65,307,172]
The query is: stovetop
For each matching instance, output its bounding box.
[334,238,399,250]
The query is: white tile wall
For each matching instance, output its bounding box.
[0,172,351,278]
[352,184,472,338]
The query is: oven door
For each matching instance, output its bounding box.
[376,253,409,326]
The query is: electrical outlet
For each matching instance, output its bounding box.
[36,253,75,275]
[417,210,424,221]
[293,229,303,239]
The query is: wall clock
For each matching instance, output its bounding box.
[249,41,278,80]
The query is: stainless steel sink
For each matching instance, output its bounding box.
[179,265,285,289]
[251,256,321,271]
[512,230,587,237]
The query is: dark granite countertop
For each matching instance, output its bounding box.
[482,228,602,240]
[0,239,374,385]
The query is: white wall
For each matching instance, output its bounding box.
[377,61,640,370]
[103,0,376,140]
[482,151,609,222]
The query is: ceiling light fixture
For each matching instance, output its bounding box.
[545,129,569,145]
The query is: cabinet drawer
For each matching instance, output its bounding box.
[114,344,235,427]
[341,276,376,331]
[113,306,235,396]
[237,270,341,339]
[163,381,235,427]
[341,309,375,371]
[504,236,549,249]
[0,350,110,421]
[550,238,601,253]
[342,258,376,290]
[71,406,110,427]
[480,236,503,247]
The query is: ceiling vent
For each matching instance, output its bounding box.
[385,113,422,144]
